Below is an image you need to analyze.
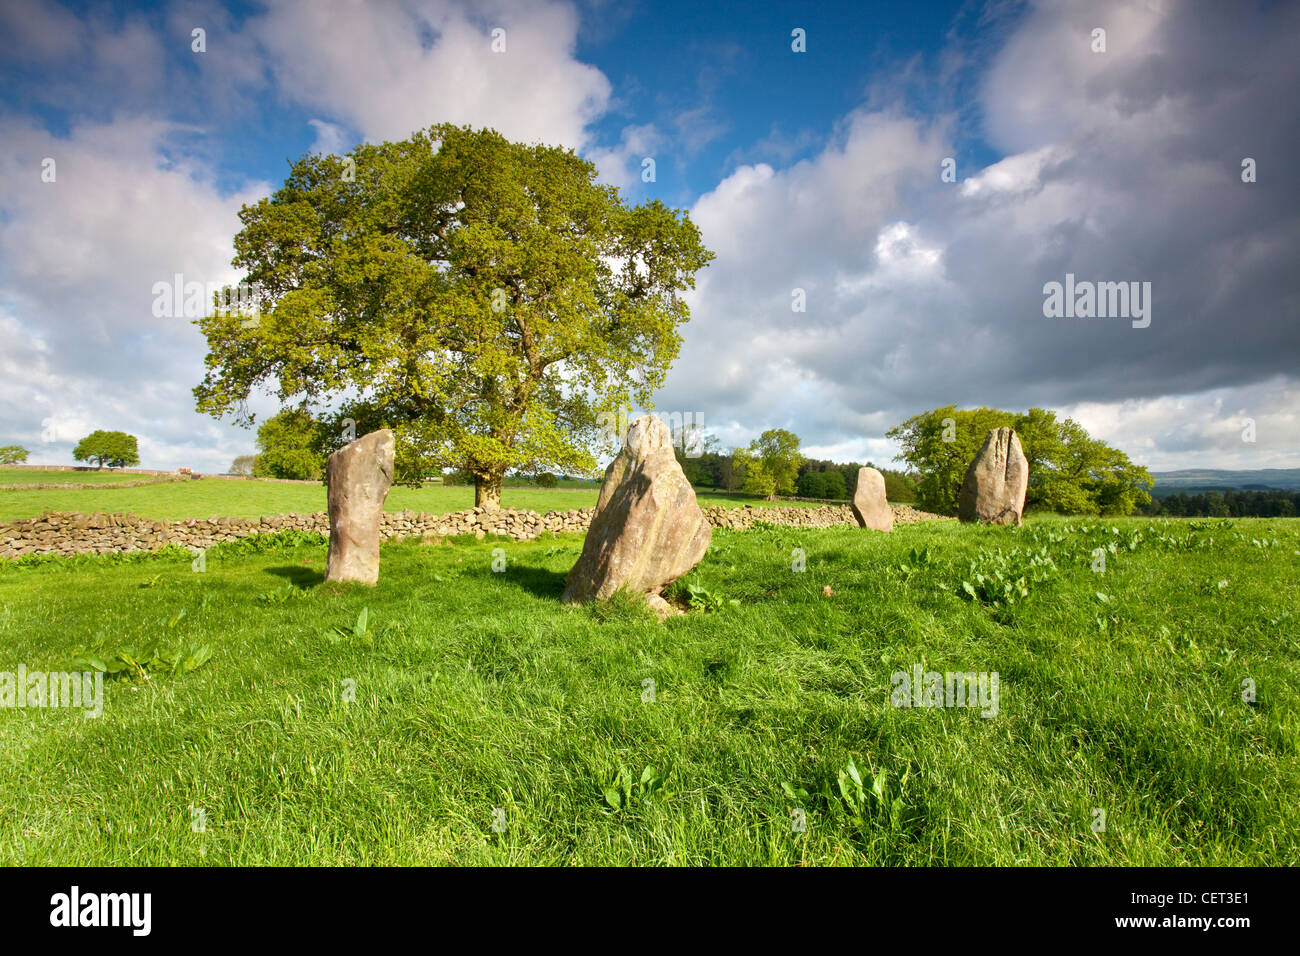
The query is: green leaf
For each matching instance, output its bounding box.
[781,782,809,803]
[182,645,214,672]
[845,757,863,792]
[872,770,888,802]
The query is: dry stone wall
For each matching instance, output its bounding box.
[0,503,951,560]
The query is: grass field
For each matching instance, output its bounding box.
[0,469,156,486]
[0,479,822,522]
[1,514,1295,865]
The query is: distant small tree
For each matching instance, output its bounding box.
[718,453,737,491]
[533,472,557,488]
[73,431,140,469]
[445,466,474,486]
[747,428,801,499]
[253,409,325,481]
[0,445,29,464]
[733,447,776,498]
[229,454,257,476]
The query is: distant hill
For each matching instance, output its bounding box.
[1149,468,1300,497]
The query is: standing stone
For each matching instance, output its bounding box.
[958,427,1029,526]
[851,467,893,532]
[563,415,711,618]
[325,429,395,584]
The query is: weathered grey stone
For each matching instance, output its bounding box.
[562,415,711,618]
[325,429,395,584]
[851,467,893,531]
[958,427,1029,526]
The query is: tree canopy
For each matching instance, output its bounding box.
[797,469,847,499]
[228,454,257,476]
[887,405,1152,516]
[732,428,801,499]
[252,408,326,481]
[0,445,28,465]
[73,430,139,469]
[194,123,713,507]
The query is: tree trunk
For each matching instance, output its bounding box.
[474,473,503,510]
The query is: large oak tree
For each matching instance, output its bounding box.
[194,124,713,508]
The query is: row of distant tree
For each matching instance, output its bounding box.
[667,426,917,502]
[888,405,1154,517]
[10,419,1279,519]
[0,431,141,469]
[670,405,1157,516]
[1,406,1264,522]
[234,404,1167,516]
[1138,489,1299,517]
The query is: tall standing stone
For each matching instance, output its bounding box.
[563,415,711,618]
[958,427,1029,526]
[325,429,395,585]
[851,467,893,531]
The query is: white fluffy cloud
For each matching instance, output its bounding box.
[1062,378,1300,472]
[0,116,270,470]
[250,0,611,150]
[587,123,664,189]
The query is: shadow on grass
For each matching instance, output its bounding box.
[501,563,569,601]
[264,565,325,588]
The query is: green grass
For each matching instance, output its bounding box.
[1,515,1295,865]
[0,469,156,486]
[0,479,824,522]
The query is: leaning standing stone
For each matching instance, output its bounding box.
[958,427,1029,526]
[325,429,395,584]
[851,467,893,531]
[563,415,711,619]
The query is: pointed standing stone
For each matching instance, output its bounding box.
[851,467,893,531]
[563,415,711,618]
[958,427,1029,526]
[325,429,395,584]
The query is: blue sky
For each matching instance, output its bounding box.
[8,0,1004,205]
[1,0,1297,474]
